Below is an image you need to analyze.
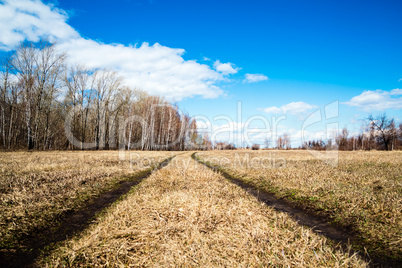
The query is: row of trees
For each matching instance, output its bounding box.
[0,40,205,151]
[262,133,291,150]
[303,114,402,151]
[211,132,292,151]
[1,41,399,152]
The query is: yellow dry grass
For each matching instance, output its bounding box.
[43,153,367,267]
[197,150,402,260]
[0,150,174,251]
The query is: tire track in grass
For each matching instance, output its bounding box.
[42,153,367,267]
[0,156,175,268]
[192,153,397,268]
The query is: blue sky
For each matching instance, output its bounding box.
[1,0,401,146]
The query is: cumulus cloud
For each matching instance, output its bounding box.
[343,89,402,111]
[391,88,402,95]
[57,39,224,100]
[0,0,234,101]
[244,73,268,83]
[262,101,317,116]
[0,0,79,50]
[263,106,282,114]
[213,60,239,75]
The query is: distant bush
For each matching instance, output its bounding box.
[251,144,260,150]
[214,142,236,150]
[225,144,236,150]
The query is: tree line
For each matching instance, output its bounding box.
[0,40,206,151]
[303,114,402,151]
[211,115,400,151]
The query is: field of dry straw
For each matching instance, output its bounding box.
[197,150,402,261]
[42,153,367,267]
[1,150,400,267]
[0,150,173,254]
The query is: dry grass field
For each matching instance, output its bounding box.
[1,150,399,266]
[0,150,174,254]
[196,150,402,261]
[42,153,367,267]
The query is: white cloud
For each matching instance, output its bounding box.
[262,106,282,114]
[262,101,317,116]
[213,121,246,132]
[398,78,402,82]
[391,88,402,95]
[343,89,402,111]
[244,73,268,83]
[0,0,235,101]
[292,129,328,142]
[0,0,79,50]
[58,39,224,100]
[213,60,239,75]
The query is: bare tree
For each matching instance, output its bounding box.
[35,42,66,150]
[283,133,291,149]
[264,136,271,149]
[0,56,13,148]
[0,40,204,151]
[9,41,66,150]
[276,133,291,149]
[276,135,283,149]
[336,127,349,150]
[368,114,395,151]
[10,42,36,149]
